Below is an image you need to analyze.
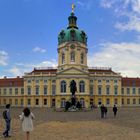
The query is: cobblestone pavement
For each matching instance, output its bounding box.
[0,107,140,140]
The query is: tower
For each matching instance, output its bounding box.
[57,5,88,72]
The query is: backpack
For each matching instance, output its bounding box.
[3,110,7,119]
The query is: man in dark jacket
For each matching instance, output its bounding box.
[100,104,105,118]
[113,105,118,117]
[3,104,11,137]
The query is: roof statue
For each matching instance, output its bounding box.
[72,4,75,13]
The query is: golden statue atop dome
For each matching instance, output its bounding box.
[72,4,75,13]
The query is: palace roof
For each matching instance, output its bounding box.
[122,77,140,87]
[0,77,24,87]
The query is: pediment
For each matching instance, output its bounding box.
[57,67,89,75]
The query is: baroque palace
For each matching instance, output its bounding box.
[0,7,140,108]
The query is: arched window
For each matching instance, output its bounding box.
[79,81,85,92]
[80,53,84,64]
[62,53,65,64]
[80,98,85,108]
[61,98,66,108]
[70,52,75,62]
[61,81,67,93]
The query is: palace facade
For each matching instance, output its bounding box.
[0,9,140,108]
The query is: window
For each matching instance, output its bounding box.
[44,80,47,84]
[15,99,18,106]
[122,88,124,95]
[127,88,130,94]
[62,53,65,64]
[79,81,85,92]
[98,86,102,95]
[106,80,110,83]
[61,81,66,93]
[52,80,56,83]
[44,99,47,105]
[70,30,76,41]
[70,52,75,62]
[139,88,140,94]
[122,98,124,105]
[52,85,56,95]
[27,87,31,95]
[80,53,84,64]
[90,80,93,83]
[139,99,140,104]
[21,99,23,106]
[61,98,66,108]
[35,86,39,95]
[9,99,12,105]
[3,99,6,105]
[98,80,102,84]
[114,80,118,84]
[114,98,118,105]
[106,86,110,95]
[127,98,130,105]
[21,88,24,95]
[132,81,136,86]
[80,98,85,108]
[27,80,31,83]
[44,86,47,95]
[132,88,136,94]
[90,85,93,95]
[133,98,136,104]
[4,88,7,95]
[106,98,110,105]
[15,88,18,95]
[27,99,31,106]
[9,88,12,95]
[114,86,118,95]
[36,80,39,84]
[35,99,39,105]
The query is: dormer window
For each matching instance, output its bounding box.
[70,30,76,41]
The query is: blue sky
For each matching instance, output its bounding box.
[0,0,140,77]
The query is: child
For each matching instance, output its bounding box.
[19,107,35,140]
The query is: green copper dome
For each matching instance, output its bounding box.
[58,12,87,45]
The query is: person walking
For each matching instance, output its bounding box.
[19,107,35,140]
[104,106,108,118]
[3,104,11,138]
[113,105,118,117]
[100,104,105,118]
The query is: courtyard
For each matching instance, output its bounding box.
[0,107,140,140]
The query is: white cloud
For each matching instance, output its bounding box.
[0,50,8,66]
[115,14,140,32]
[8,67,23,77]
[77,0,93,10]
[88,42,140,77]
[33,47,46,53]
[100,0,140,33]
[7,59,57,77]
[100,0,115,8]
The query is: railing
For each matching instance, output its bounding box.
[88,67,112,70]
[34,67,57,70]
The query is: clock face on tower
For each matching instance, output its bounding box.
[70,44,75,49]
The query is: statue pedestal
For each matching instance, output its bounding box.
[68,105,79,112]
[71,96,76,106]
